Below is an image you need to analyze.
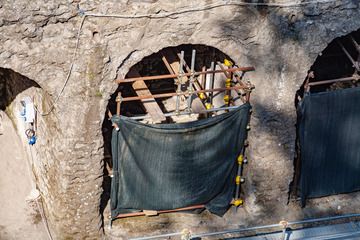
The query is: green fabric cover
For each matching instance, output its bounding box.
[111,103,251,218]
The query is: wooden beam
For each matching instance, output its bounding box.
[128,68,166,122]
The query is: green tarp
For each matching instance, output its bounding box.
[110,103,251,218]
[297,87,360,206]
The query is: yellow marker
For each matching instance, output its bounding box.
[199,92,206,100]
[223,95,230,104]
[224,59,233,67]
[205,103,212,110]
[237,155,243,165]
[233,199,243,206]
[225,78,231,88]
[236,176,241,185]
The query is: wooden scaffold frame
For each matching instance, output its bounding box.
[108,48,255,221]
[109,49,255,122]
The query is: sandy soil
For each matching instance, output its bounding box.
[0,111,48,240]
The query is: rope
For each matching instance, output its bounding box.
[34,0,337,116]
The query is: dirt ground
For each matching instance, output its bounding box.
[0,111,48,240]
[105,191,360,239]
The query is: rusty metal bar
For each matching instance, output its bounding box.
[218,62,248,103]
[217,61,231,79]
[113,204,205,219]
[107,110,119,130]
[116,67,255,83]
[308,76,359,87]
[129,105,244,120]
[350,35,360,53]
[121,86,249,102]
[337,40,360,72]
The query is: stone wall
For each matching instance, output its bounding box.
[0,0,359,239]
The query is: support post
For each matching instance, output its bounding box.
[337,40,360,72]
[206,62,215,111]
[350,35,360,53]
[116,92,122,116]
[187,49,196,113]
[175,51,184,114]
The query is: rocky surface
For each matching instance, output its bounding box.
[0,0,359,239]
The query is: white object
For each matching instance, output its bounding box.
[0,111,3,135]
[23,97,35,123]
[26,188,40,201]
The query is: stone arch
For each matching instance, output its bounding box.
[297,28,360,98]
[0,67,54,238]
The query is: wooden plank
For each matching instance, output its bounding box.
[128,68,166,122]
[161,49,206,112]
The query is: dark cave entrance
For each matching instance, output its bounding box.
[291,29,360,200]
[0,68,41,111]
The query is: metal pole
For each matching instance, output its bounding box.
[337,40,360,71]
[350,35,360,53]
[108,110,119,130]
[308,76,358,87]
[209,61,215,105]
[176,51,184,114]
[187,49,196,113]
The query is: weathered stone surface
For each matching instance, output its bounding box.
[0,0,359,239]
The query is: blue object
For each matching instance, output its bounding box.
[20,107,26,118]
[29,136,36,145]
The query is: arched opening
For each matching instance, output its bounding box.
[292,29,360,204]
[100,44,254,226]
[295,29,360,102]
[107,44,239,122]
[0,67,49,238]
